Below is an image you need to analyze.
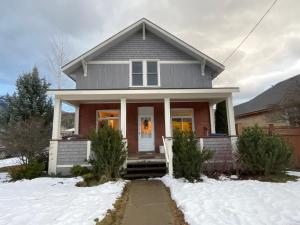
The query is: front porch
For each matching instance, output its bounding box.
[48,88,238,175]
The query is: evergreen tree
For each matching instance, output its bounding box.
[0,67,53,164]
[215,101,228,134]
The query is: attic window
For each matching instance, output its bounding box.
[130,60,160,87]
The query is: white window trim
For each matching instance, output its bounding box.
[171,108,195,133]
[96,109,120,131]
[129,59,160,87]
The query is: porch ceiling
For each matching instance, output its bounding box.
[47,88,239,106]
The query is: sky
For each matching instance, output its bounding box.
[1,0,300,108]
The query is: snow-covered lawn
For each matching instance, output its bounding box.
[162,172,300,225]
[0,157,22,168]
[0,176,126,225]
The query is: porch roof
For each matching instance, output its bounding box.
[47,88,239,106]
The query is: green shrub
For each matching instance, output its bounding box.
[238,125,292,176]
[173,130,214,182]
[8,160,45,180]
[70,165,90,177]
[89,122,126,182]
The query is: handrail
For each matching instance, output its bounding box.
[162,136,169,163]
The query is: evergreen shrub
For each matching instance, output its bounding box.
[238,125,292,176]
[173,130,214,182]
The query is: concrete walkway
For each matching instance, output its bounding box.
[121,180,175,225]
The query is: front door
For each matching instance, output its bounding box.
[138,107,155,152]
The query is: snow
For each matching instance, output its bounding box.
[0,173,9,183]
[0,157,22,168]
[162,172,300,225]
[0,177,126,225]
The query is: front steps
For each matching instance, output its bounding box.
[123,161,167,179]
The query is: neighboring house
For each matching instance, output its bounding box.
[48,18,239,176]
[235,74,300,128]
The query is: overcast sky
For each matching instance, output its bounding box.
[1,0,299,106]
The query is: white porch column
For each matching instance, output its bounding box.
[74,105,79,135]
[52,97,62,139]
[164,98,171,137]
[120,98,127,138]
[225,94,236,136]
[209,103,216,134]
[49,97,62,175]
[164,98,173,177]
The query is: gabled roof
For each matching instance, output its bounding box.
[62,18,225,76]
[234,74,300,117]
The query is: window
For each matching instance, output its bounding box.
[130,60,159,87]
[147,61,158,86]
[171,109,194,133]
[132,61,143,86]
[97,110,120,131]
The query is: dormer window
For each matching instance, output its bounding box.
[130,60,160,87]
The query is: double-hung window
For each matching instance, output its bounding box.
[130,60,159,87]
[131,61,143,86]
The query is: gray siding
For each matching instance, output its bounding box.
[57,141,88,165]
[160,64,212,88]
[73,28,213,89]
[93,30,194,61]
[203,138,233,162]
[76,64,129,89]
[76,63,212,89]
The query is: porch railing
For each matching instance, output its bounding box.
[162,136,173,176]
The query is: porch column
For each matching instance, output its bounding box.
[52,97,62,139]
[209,103,216,134]
[164,98,171,137]
[49,97,62,175]
[225,94,236,136]
[120,98,127,138]
[164,98,173,177]
[74,105,79,135]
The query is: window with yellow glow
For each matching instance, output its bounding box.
[171,109,194,133]
[97,110,120,131]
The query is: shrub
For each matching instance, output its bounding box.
[238,125,292,176]
[8,160,45,180]
[89,122,126,182]
[173,130,214,182]
[70,165,90,177]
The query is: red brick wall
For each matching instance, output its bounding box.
[79,101,210,154]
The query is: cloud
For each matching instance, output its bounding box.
[0,0,299,106]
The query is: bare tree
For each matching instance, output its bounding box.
[47,34,68,89]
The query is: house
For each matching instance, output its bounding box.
[48,18,239,176]
[235,74,300,128]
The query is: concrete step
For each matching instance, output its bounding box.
[123,172,166,179]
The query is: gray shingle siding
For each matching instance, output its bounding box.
[93,30,194,61]
[73,28,214,89]
[203,138,233,161]
[57,141,88,165]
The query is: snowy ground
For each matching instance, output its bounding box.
[162,172,300,225]
[0,157,22,168]
[0,176,126,225]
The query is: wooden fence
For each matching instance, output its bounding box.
[236,124,300,168]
